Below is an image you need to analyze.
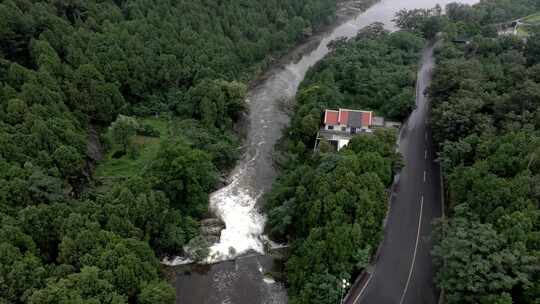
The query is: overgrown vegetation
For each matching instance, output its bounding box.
[96,117,168,178]
[518,12,540,37]
[523,12,540,23]
[398,1,540,303]
[0,0,340,302]
[274,24,424,160]
[265,25,424,304]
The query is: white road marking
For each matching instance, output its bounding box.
[423,171,426,183]
[425,132,428,141]
[425,149,428,160]
[398,195,424,304]
[352,273,374,304]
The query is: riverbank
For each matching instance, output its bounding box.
[168,0,483,303]
[262,23,426,303]
[165,0,386,303]
[246,0,380,91]
[162,0,381,267]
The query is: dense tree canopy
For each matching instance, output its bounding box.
[273,24,424,165]
[267,130,399,304]
[413,2,540,303]
[265,25,424,304]
[0,0,341,302]
[393,0,540,40]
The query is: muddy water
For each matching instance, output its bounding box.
[175,0,478,303]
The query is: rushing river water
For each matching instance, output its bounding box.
[174,0,478,302]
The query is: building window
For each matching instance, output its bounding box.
[341,127,346,132]
[328,125,334,130]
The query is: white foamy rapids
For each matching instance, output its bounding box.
[161,256,193,266]
[263,276,276,284]
[207,165,266,262]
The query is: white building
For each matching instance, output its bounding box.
[316,108,399,151]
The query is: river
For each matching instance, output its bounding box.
[173,0,478,303]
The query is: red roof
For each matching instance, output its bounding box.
[324,110,339,124]
[361,111,372,126]
[339,110,349,125]
[324,109,373,128]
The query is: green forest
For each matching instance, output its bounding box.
[273,23,424,154]
[431,15,540,304]
[0,0,339,303]
[266,0,540,303]
[396,1,540,303]
[265,25,425,304]
[2,0,540,302]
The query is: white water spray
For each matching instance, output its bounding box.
[206,145,267,262]
[162,0,480,268]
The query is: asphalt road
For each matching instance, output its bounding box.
[345,44,442,304]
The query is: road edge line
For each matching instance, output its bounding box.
[398,195,424,304]
[352,272,374,304]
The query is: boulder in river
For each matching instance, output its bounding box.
[199,218,225,244]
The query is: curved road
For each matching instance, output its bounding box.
[346,44,443,304]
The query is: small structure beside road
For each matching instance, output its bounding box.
[315,108,400,151]
[496,13,540,37]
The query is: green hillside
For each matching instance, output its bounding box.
[0,0,338,303]
[522,12,540,23]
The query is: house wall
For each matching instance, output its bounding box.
[337,139,349,150]
[325,124,348,131]
[325,124,370,133]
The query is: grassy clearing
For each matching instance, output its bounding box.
[522,12,540,23]
[517,25,530,37]
[517,24,540,37]
[95,117,169,178]
[515,12,540,37]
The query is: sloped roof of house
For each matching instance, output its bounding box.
[324,109,373,127]
[324,110,339,125]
